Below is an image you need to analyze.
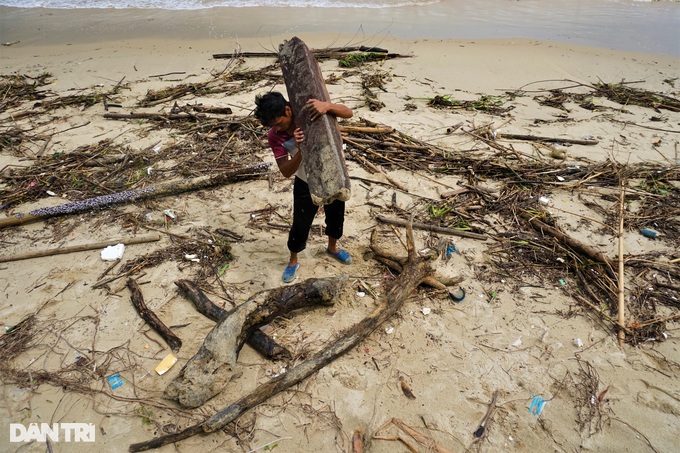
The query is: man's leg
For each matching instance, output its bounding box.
[287,177,318,266]
[324,199,351,264]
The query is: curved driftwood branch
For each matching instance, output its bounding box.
[174,280,291,361]
[127,278,182,352]
[164,276,344,408]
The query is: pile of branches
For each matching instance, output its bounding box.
[338,117,679,343]
[0,115,264,211]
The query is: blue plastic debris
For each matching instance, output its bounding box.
[528,394,547,416]
[640,228,659,239]
[107,373,123,390]
[446,244,458,256]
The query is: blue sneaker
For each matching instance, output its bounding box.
[282,263,300,283]
[326,249,352,265]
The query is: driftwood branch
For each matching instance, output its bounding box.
[377,214,487,240]
[103,112,207,121]
[0,234,160,263]
[497,132,599,145]
[164,276,344,408]
[127,278,182,352]
[129,222,434,452]
[174,280,291,361]
[522,213,614,271]
[0,162,271,230]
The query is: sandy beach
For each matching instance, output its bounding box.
[1,6,679,453]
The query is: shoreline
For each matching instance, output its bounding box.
[1,0,680,57]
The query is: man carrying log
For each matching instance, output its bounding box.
[254,91,354,283]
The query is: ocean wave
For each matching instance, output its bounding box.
[0,0,441,9]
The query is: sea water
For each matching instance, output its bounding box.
[0,0,678,56]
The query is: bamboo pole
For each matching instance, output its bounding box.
[617,183,627,346]
[496,132,599,146]
[0,234,161,263]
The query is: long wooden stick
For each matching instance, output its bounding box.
[497,132,599,145]
[522,214,614,271]
[617,183,626,346]
[377,214,487,240]
[0,234,160,263]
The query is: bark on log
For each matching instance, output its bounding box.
[0,234,160,263]
[377,214,487,241]
[279,36,351,206]
[0,163,271,230]
[174,280,291,361]
[127,279,182,352]
[129,223,433,452]
[164,276,344,408]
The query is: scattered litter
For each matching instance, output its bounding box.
[512,337,523,348]
[538,196,550,205]
[184,254,200,262]
[421,307,431,315]
[154,353,177,375]
[449,287,466,302]
[573,338,584,348]
[147,167,153,175]
[558,279,567,286]
[106,373,124,390]
[101,243,125,261]
[163,209,176,219]
[640,228,659,239]
[446,244,457,256]
[528,394,547,416]
[46,190,57,196]
[385,326,394,334]
[356,291,366,297]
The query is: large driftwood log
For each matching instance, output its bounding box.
[164,277,344,408]
[129,223,433,452]
[174,280,291,361]
[279,36,351,206]
[127,279,182,352]
[0,163,271,230]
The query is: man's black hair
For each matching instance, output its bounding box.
[254,92,289,126]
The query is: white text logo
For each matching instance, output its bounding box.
[10,423,96,442]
